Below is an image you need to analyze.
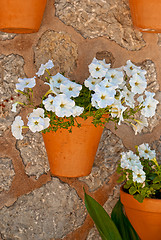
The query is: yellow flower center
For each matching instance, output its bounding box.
[95,67,100,71]
[68,87,73,91]
[101,95,105,100]
[60,103,65,108]
[57,79,62,83]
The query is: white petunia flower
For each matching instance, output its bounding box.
[92,85,115,108]
[137,95,144,104]
[123,60,141,77]
[84,76,102,91]
[43,117,50,129]
[130,161,143,171]
[110,94,127,125]
[132,115,148,135]
[60,81,82,98]
[43,95,55,112]
[138,143,156,160]
[98,78,118,90]
[36,60,54,77]
[118,105,127,125]
[132,168,146,183]
[27,117,45,133]
[91,57,111,68]
[11,116,24,140]
[122,86,135,108]
[53,94,75,117]
[16,77,36,91]
[98,59,111,69]
[46,73,69,89]
[28,108,45,119]
[11,102,19,113]
[141,91,159,117]
[120,151,141,170]
[132,68,147,79]
[129,73,147,94]
[88,61,107,78]
[105,69,124,86]
[71,106,84,117]
[28,108,50,130]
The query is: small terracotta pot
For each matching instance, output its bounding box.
[120,187,161,240]
[0,0,47,33]
[129,0,161,33]
[42,117,104,178]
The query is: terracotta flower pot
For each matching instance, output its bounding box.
[42,117,104,178]
[0,0,47,33]
[120,187,161,240]
[129,0,161,33]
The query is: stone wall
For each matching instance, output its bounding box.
[0,0,161,239]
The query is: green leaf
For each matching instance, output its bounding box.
[129,186,137,195]
[134,194,144,203]
[84,189,122,240]
[111,199,140,240]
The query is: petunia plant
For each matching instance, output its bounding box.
[117,143,161,203]
[11,58,159,140]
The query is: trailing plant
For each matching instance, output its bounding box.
[11,58,158,139]
[117,143,161,203]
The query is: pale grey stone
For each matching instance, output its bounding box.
[157,34,161,46]
[0,178,86,240]
[87,227,102,240]
[0,32,16,41]
[55,0,145,50]
[34,30,78,78]
[0,54,26,136]
[0,157,15,192]
[151,137,161,163]
[79,128,125,191]
[103,184,121,215]
[16,131,49,179]
[141,60,159,93]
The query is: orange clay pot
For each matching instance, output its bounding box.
[42,117,104,178]
[0,0,47,33]
[120,187,161,240]
[129,0,161,33]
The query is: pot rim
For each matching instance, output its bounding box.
[120,186,161,213]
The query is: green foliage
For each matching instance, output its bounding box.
[111,199,140,240]
[84,189,139,240]
[42,85,112,133]
[117,145,161,203]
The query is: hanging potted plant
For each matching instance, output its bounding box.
[10,58,158,177]
[129,0,161,33]
[118,143,161,240]
[0,0,47,34]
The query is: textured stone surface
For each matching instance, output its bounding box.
[79,128,125,191]
[157,34,161,46]
[17,132,49,179]
[151,136,161,163]
[55,0,145,50]
[34,30,78,78]
[0,54,26,136]
[0,178,86,240]
[0,157,15,192]
[0,32,16,41]
[96,51,115,67]
[142,60,159,93]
